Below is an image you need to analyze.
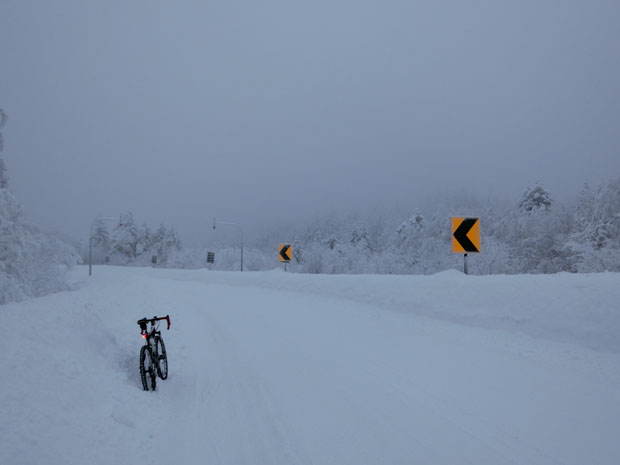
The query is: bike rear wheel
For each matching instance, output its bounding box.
[140,345,157,391]
[155,336,168,380]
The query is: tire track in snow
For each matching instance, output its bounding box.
[150,280,306,465]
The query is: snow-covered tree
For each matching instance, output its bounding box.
[104,214,182,266]
[518,184,552,213]
[90,218,111,263]
[0,124,79,304]
[150,224,181,265]
[569,178,620,271]
[291,238,300,264]
[0,109,8,189]
[109,212,141,263]
[395,210,425,268]
[138,223,152,257]
[508,184,576,273]
[0,159,8,190]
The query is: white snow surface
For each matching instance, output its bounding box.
[1,266,620,465]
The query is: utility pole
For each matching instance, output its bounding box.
[212,217,244,272]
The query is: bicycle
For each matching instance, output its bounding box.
[137,315,171,391]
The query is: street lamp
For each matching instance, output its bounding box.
[212,217,244,272]
[89,217,121,276]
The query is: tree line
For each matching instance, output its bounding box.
[285,181,620,275]
[88,213,181,267]
[158,179,619,275]
[1,103,619,307]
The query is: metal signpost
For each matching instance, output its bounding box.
[279,244,292,271]
[451,217,481,274]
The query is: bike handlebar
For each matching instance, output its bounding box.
[137,315,171,331]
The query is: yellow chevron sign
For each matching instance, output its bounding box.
[452,217,481,253]
[278,244,292,262]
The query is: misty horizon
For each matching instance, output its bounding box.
[1,0,619,245]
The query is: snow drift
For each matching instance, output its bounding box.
[1,266,619,465]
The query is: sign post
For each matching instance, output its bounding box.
[206,251,215,270]
[451,217,481,274]
[278,244,292,271]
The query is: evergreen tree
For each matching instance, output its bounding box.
[518,184,552,213]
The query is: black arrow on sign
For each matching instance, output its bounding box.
[279,245,291,261]
[453,218,479,253]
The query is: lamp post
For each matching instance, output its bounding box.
[212,217,244,272]
[89,217,121,276]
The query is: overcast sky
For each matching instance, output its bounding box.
[1,0,619,244]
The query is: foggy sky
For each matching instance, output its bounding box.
[1,0,619,244]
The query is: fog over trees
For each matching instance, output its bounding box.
[89,213,181,267]
[1,103,619,305]
[85,179,620,276]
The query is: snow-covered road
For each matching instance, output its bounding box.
[2,266,620,464]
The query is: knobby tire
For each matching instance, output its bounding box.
[140,345,157,391]
[155,336,168,380]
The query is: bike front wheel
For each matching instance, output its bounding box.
[140,345,157,391]
[155,336,168,380]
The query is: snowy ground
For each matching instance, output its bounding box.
[1,266,620,465]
